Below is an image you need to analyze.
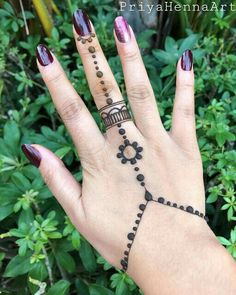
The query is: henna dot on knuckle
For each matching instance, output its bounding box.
[92,81,114,100]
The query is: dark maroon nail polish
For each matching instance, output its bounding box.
[181,50,193,71]
[36,44,53,66]
[21,144,41,168]
[73,9,92,36]
[114,16,131,43]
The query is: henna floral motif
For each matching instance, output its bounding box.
[117,139,143,164]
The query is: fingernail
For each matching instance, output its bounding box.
[73,9,92,36]
[114,16,131,43]
[181,50,193,71]
[21,144,41,168]
[36,44,53,66]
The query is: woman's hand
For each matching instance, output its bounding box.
[22,10,236,294]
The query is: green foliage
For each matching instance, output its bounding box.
[0,0,235,294]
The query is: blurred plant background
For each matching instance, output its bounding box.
[0,0,235,294]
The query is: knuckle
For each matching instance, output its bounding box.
[127,84,151,103]
[92,80,116,100]
[43,166,56,188]
[46,72,64,84]
[177,79,194,90]
[43,161,66,189]
[176,105,194,119]
[82,142,107,171]
[60,99,83,122]
[123,49,139,62]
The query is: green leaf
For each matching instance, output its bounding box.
[79,239,97,272]
[55,146,71,159]
[3,254,33,277]
[3,121,20,155]
[71,230,81,250]
[56,252,76,273]
[29,261,48,281]
[152,49,176,65]
[0,252,5,261]
[218,236,231,246]
[19,241,28,256]
[47,232,62,239]
[47,280,70,295]
[207,192,219,204]
[0,204,14,221]
[221,204,230,210]
[75,278,89,295]
[164,36,178,55]
[160,64,175,78]
[89,284,115,295]
[18,208,34,226]
[227,206,234,221]
[179,34,200,53]
[11,172,31,191]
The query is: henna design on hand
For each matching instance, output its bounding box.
[117,140,143,165]
[86,41,115,105]
[78,32,208,273]
[77,33,96,44]
[99,101,131,129]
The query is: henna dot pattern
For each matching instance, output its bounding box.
[88,46,95,53]
[117,140,143,165]
[77,32,96,44]
[137,174,144,181]
[96,71,103,78]
[85,38,114,107]
[116,121,208,272]
[119,128,125,135]
[106,98,113,105]
[78,31,208,273]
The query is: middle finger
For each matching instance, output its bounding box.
[73,10,133,134]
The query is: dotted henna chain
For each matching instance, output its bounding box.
[78,33,208,273]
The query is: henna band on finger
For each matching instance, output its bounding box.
[99,101,131,129]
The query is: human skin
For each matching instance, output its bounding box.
[22,10,236,294]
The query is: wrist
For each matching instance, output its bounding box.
[127,202,236,294]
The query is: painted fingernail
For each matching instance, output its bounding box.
[73,9,92,36]
[21,144,41,168]
[36,44,53,66]
[114,16,131,43]
[181,50,193,71]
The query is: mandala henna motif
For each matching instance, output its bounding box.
[117,139,143,164]
[79,31,208,273]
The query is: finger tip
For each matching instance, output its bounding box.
[36,44,54,68]
[178,49,194,72]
